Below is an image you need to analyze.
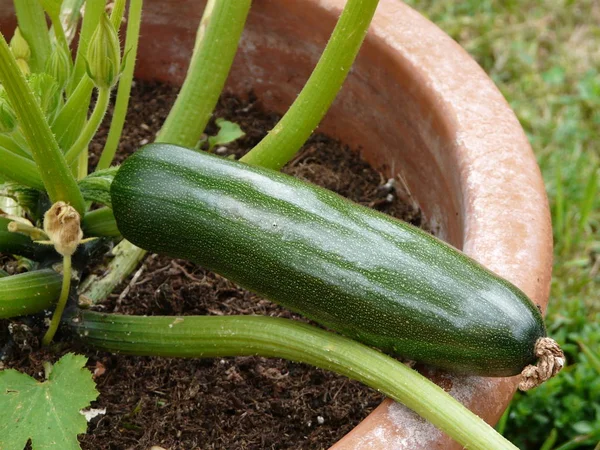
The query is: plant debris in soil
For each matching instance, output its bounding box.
[1,80,428,450]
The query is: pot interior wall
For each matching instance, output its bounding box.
[135,0,464,248]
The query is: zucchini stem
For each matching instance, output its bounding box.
[65,87,111,166]
[69,311,519,450]
[518,337,565,391]
[0,32,85,214]
[240,0,379,170]
[96,0,144,171]
[157,0,251,147]
[42,255,72,345]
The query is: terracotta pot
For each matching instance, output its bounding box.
[0,0,553,448]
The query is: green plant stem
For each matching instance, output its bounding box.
[42,255,72,345]
[82,207,120,237]
[157,0,251,147]
[54,0,85,46]
[0,33,85,214]
[0,217,44,259]
[97,0,144,171]
[13,0,51,73]
[109,0,127,29]
[241,0,379,170]
[40,0,68,51]
[67,0,105,95]
[77,143,88,180]
[77,239,146,304]
[69,311,518,450]
[0,134,32,158]
[0,146,43,189]
[0,269,62,318]
[52,76,94,149]
[65,87,111,166]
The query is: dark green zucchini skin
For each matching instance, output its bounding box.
[111,144,546,376]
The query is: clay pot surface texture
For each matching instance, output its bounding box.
[0,0,553,448]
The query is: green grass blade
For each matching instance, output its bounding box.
[539,428,558,450]
[578,167,598,234]
[577,340,600,375]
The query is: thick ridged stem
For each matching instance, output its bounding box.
[13,0,51,73]
[82,207,120,238]
[240,0,379,170]
[66,0,105,94]
[65,87,110,166]
[0,33,85,214]
[69,311,518,450]
[157,0,251,147]
[0,145,43,189]
[77,239,145,304]
[97,0,144,171]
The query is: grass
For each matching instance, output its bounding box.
[404,1,600,448]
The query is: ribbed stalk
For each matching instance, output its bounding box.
[66,0,105,94]
[0,33,85,214]
[77,239,145,304]
[52,76,93,150]
[82,207,120,237]
[65,87,111,165]
[0,217,40,259]
[241,0,379,170]
[13,0,51,73]
[0,269,61,318]
[96,0,144,171]
[0,145,43,189]
[157,0,251,147]
[69,311,519,450]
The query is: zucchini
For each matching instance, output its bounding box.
[0,269,62,318]
[110,144,547,377]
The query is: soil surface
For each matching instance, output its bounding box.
[1,81,427,449]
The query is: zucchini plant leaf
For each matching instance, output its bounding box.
[78,167,117,208]
[0,353,99,450]
[207,118,245,151]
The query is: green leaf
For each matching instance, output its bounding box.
[78,167,117,208]
[0,353,99,450]
[207,118,245,151]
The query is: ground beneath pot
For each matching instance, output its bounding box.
[2,81,427,450]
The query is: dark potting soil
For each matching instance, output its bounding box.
[1,80,427,450]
